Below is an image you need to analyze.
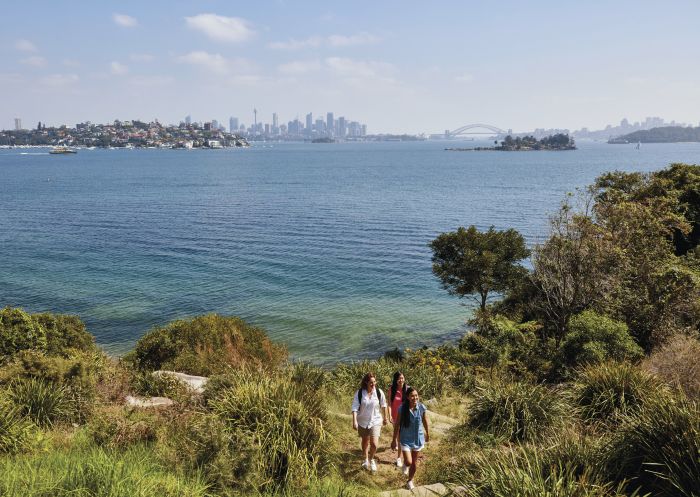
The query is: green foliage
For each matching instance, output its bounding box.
[570,362,666,425]
[130,371,189,400]
[7,377,72,427]
[603,396,700,497]
[33,311,95,356]
[129,313,287,375]
[430,225,530,309]
[88,408,158,449]
[454,445,634,497]
[0,400,34,454]
[560,311,644,370]
[207,370,336,492]
[0,445,209,497]
[465,380,569,443]
[0,307,47,360]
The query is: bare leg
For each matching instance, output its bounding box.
[402,449,413,477]
[409,450,419,481]
[369,436,379,461]
[361,435,370,461]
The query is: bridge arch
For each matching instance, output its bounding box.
[448,124,508,137]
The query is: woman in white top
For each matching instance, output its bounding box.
[351,372,388,472]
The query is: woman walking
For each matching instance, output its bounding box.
[392,386,430,490]
[386,371,408,468]
[351,372,388,472]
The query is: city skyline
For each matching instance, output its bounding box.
[2,1,700,133]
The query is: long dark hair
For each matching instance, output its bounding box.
[400,387,417,428]
[390,371,407,401]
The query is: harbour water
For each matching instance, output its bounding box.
[1,140,698,363]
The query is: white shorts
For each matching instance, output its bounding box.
[401,444,423,452]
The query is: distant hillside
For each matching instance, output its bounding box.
[609,126,700,143]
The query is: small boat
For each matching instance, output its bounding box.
[49,146,77,154]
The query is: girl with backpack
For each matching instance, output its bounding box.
[386,371,408,468]
[351,372,388,472]
[391,386,430,490]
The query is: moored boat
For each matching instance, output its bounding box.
[49,146,77,154]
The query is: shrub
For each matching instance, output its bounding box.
[454,445,634,497]
[643,333,700,399]
[0,445,209,497]
[465,380,569,442]
[603,396,700,497]
[130,370,189,400]
[208,371,335,491]
[8,377,72,427]
[88,408,158,449]
[0,307,47,360]
[129,313,287,375]
[0,401,34,454]
[327,359,397,396]
[559,311,644,373]
[571,362,667,424]
[33,312,96,356]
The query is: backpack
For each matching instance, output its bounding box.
[357,387,384,413]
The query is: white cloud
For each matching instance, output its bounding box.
[110,61,129,75]
[20,56,47,67]
[269,32,380,50]
[328,32,380,47]
[278,59,321,75]
[129,75,174,87]
[15,39,37,52]
[176,51,256,76]
[113,13,138,28]
[185,14,255,43]
[41,73,79,87]
[268,37,322,50]
[130,53,155,62]
[454,74,474,83]
[325,57,395,79]
[63,59,81,68]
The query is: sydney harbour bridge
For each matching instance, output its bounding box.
[442,123,512,139]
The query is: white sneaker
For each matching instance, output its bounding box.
[403,465,410,476]
[361,459,369,470]
[395,457,403,468]
[370,459,377,472]
[406,480,415,490]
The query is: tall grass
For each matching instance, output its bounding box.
[8,377,72,427]
[603,396,700,497]
[0,401,34,454]
[207,370,336,492]
[571,362,666,424]
[454,446,637,497]
[0,445,210,497]
[465,380,569,442]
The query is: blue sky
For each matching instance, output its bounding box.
[2,0,700,133]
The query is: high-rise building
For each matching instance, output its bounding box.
[315,119,325,134]
[272,113,278,128]
[305,113,313,135]
[184,115,191,125]
[229,117,239,133]
[14,118,22,130]
[338,116,346,137]
[326,112,334,135]
[212,119,219,130]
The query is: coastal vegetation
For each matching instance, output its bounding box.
[446,133,576,151]
[0,162,698,496]
[609,125,700,144]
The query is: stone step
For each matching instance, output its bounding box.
[379,482,466,497]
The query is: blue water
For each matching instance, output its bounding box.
[1,141,698,363]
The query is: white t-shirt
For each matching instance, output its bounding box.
[351,388,387,429]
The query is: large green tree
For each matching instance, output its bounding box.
[430,226,530,310]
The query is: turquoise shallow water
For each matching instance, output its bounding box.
[1,140,699,363]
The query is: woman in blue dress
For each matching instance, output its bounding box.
[391,386,430,490]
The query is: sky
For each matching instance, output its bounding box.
[2,0,700,134]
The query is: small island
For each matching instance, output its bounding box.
[608,125,700,144]
[446,133,576,151]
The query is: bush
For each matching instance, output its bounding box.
[465,380,569,443]
[454,445,634,497]
[208,371,335,492]
[33,312,95,356]
[559,311,644,371]
[571,362,667,424]
[0,307,47,360]
[130,371,189,400]
[0,401,33,454]
[0,445,209,497]
[7,377,72,427]
[644,333,700,399]
[88,408,158,449]
[129,313,287,375]
[603,396,700,497]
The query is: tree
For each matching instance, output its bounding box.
[430,226,530,310]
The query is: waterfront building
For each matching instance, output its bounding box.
[185,115,191,125]
[338,116,346,138]
[326,112,334,135]
[306,113,313,136]
[272,113,278,128]
[229,117,239,133]
[14,118,22,130]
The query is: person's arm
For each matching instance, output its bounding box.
[422,407,430,443]
[380,390,388,425]
[385,389,393,423]
[351,391,360,430]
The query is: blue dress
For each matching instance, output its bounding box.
[398,402,426,450]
